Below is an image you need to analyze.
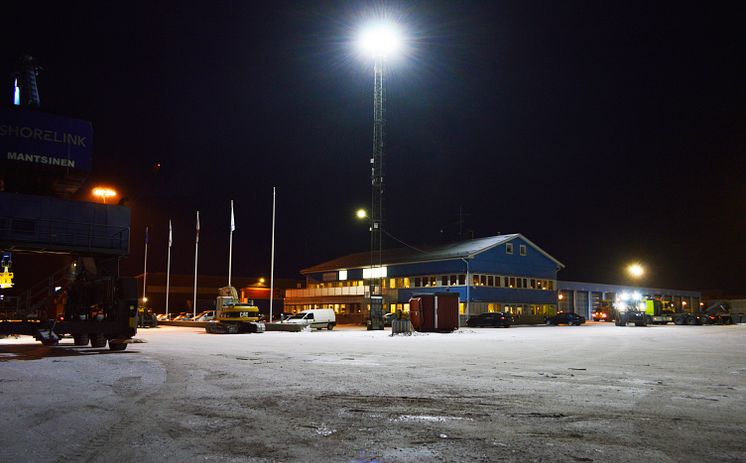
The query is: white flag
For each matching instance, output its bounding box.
[168,220,173,247]
[196,211,200,243]
[230,200,235,232]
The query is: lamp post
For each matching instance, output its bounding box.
[357,21,402,330]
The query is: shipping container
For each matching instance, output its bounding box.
[409,293,459,332]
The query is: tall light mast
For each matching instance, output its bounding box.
[369,55,385,329]
[358,22,401,330]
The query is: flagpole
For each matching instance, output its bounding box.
[269,187,276,323]
[166,220,172,319]
[193,211,200,318]
[142,226,149,304]
[228,200,234,287]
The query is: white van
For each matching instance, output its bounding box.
[284,309,336,330]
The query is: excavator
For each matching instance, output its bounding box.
[204,286,265,334]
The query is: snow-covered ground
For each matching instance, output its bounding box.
[1,323,745,462]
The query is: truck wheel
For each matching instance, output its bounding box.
[90,333,107,348]
[327,323,334,330]
[686,317,697,326]
[674,317,684,325]
[74,334,90,346]
[109,341,127,351]
[41,338,59,346]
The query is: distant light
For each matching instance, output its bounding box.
[632,291,642,301]
[259,278,266,284]
[339,270,348,281]
[682,301,687,306]
[143,297,148,303]
[627,263,645,278]
[54,286,62,292]
[357,22,402,58]
[356,209,368,219]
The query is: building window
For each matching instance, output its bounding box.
[441,275,449,286]
[458,274,466,285]
[414,277,421,287]
[480,275,487,286]
[430,276,437,287]
[487,275,494,286]
[472,275,479,286]
[519,245,527,256]
[506,243,513,254]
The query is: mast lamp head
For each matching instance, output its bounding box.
[357,22,403,58]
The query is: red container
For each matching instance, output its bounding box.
[409,293,459,332]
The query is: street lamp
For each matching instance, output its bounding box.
[356,208,368,220]
[626,263,645,279]
[356,20,403,331]
[92,187,117,204]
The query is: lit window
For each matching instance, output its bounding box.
[506,243,513,254]
[339,270,348,281]
[519,245,527,256]
[389,278,396,289]
[363,266,387,279]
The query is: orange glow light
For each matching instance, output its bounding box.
[92,187,117,203]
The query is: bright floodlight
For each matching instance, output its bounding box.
[356,208,368,219]
[358,22,402,57]
[627,263,645,279]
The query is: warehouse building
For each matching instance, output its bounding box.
[284,234,564,324]
[557,280,702,321]
[136,273,299,318]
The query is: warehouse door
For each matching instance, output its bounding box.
[575,291,589,319]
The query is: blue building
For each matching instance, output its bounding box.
[284,234,564,324]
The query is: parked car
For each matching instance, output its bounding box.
[173,312,191,321]
[137,307,158,328]
[546,312,585,326]
[466,312,514,328]
[192,310,215,322]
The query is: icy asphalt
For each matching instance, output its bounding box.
[1,323,745,463]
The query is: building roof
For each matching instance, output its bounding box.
[301,234,564,274]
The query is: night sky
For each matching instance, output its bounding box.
[2,2,745,292]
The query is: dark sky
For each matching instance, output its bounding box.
[2,1,745,292]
